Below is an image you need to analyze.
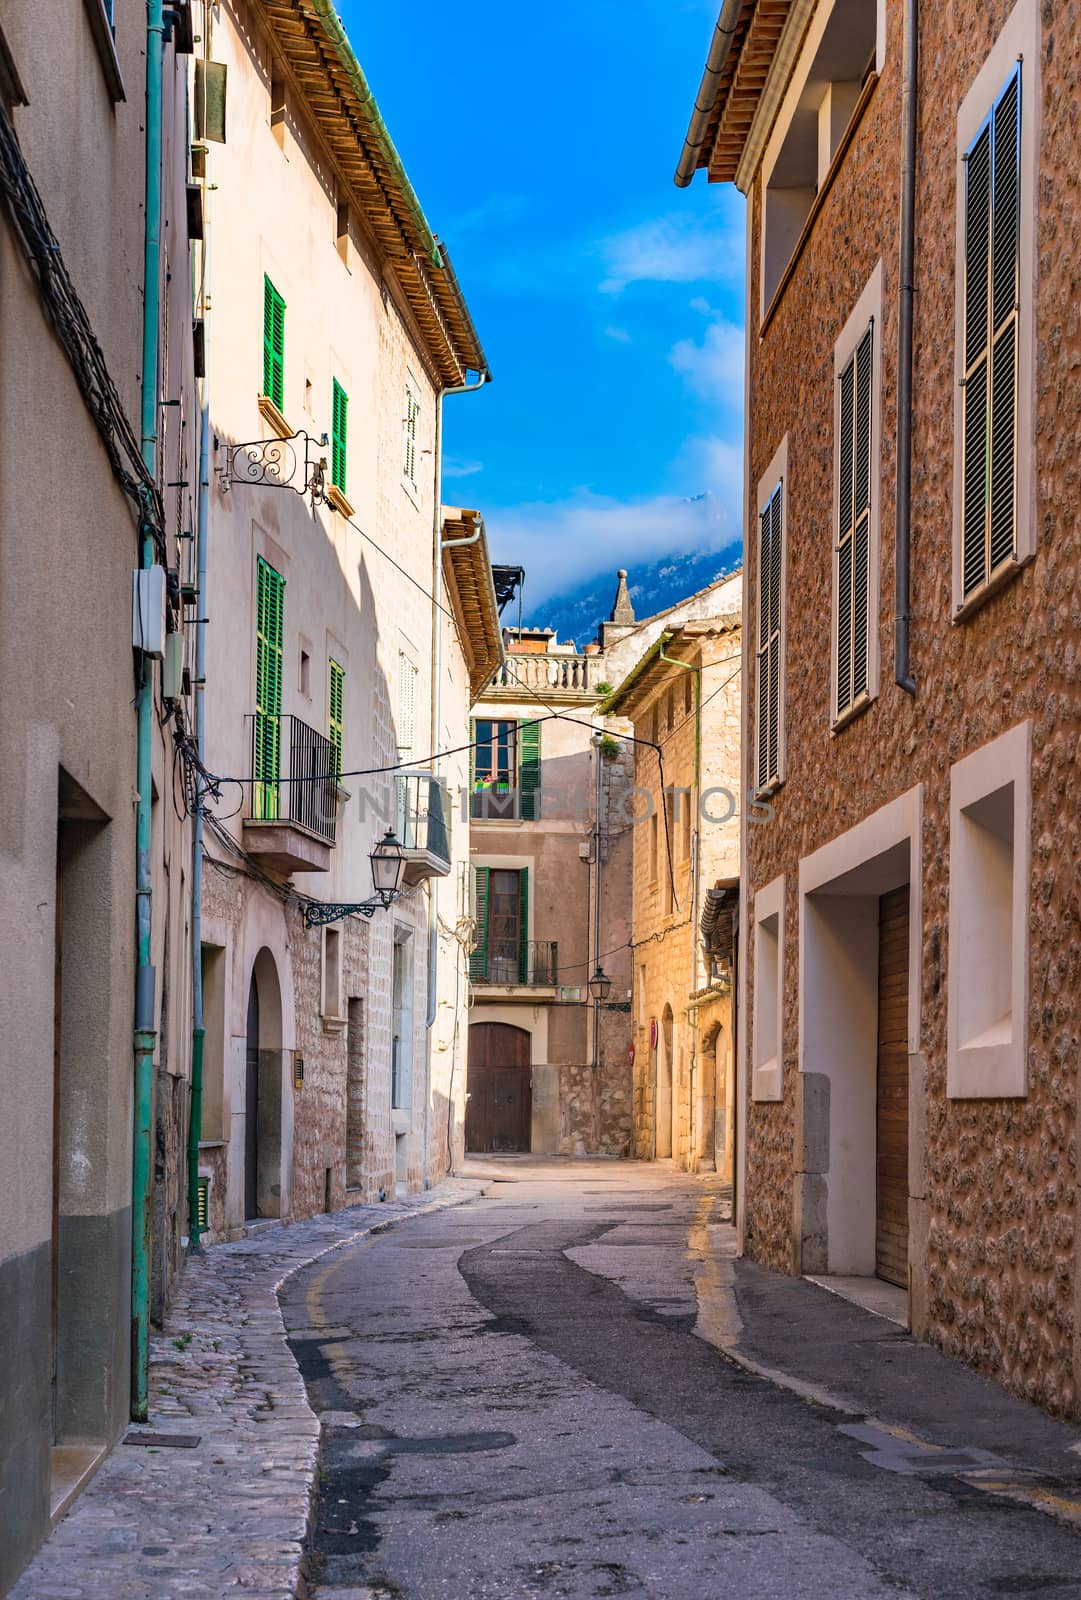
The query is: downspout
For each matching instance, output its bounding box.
[132,0,165,1423]
[895,0,918,695]
[427,371,489,1186]
[187,22,212,1253]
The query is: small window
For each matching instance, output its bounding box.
[331,379,348,493]
[262,275,285,413]
[336,199,350,265]
[649,811,659,883]
[299,647,310,697]
[684,672,693,716]
[752,875,785,1102]
[666,685,676,731]
[270,75,285,147]
[947,721,1031,1098]
[403,382,420,487]
[323,927,341,1020]
[471,718,518,819]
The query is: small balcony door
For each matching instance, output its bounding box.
[488,868,524,984]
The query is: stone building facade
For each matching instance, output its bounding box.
[0,4,198,1586]
[193,0,496,1240]
[603,574,742,1179]
[682,0,1081,1416]
[466,614,635,1156]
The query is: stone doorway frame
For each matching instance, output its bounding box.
[795,785,926,1333]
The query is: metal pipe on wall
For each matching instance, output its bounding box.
[895,0,918,695]
[131,0,166,1424]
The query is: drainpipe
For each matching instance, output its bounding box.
[426,372,488,1179]
[590,730,604,1151]
[131,0,165,1423]
[895,0,918,695]
[187,33,213,1253]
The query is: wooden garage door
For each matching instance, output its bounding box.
[466,1023,531,1153]
[876,887,910,1287]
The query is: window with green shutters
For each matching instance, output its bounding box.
[262,275,285,413]
[469,865,490,981]
[331,379,348,493]
[961,65,1020,599]
[328,658,344,779]
[756,482,783,791]
[518,720,541,820]
[835,322,873,719]
[254,556,285,819]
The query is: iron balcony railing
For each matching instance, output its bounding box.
[396,771,451,865]
[471,939,559,987]
[249,712,339,846]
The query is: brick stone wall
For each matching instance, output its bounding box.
[740,0,1081,1416]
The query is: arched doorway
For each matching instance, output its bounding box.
[245,948,283,1219]
[656,1006,674,1158]
[466,1023,531,1152]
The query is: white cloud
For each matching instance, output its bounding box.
[604,325,632,344]
[598,205,743,295]
[484,487,739,609]
[668,318,744,407]
[442,456,484,479]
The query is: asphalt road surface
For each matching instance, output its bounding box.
[280,1158,1081,1600]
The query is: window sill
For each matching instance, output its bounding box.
[760,72,879,338]
[401,476,420,510]
[326,483,355,518]
[83,0,125,103]
[258,394,293,439]
[831,691,874,736]
[321,1014,346,1037]
[754,777,784,802]
[952,551,1030,624]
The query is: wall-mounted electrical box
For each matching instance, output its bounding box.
[162,631,185,699]
[132,566,167,658]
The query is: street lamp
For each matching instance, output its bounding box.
[588,966,612,1003]
[370,827,406,905]
[303,828,406,927]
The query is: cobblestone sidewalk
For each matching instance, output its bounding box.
[11,1178,487,1600]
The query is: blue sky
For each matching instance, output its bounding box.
[339,0,747,613]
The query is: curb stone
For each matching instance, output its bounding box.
[10,1178,488,1600]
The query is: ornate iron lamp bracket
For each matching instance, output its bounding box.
[303,893,394,929]
[217,430,328,508]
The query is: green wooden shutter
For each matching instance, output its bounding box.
[518,719,541,820]
[331,379,348,492]
[262,275,285,412]
[254,556,284,819]
[518,868,529,983]
[962,65,1020,598]
[469,866,490,982]
[328,658,344,778]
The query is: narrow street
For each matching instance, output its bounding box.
[282,1159,1081,1600]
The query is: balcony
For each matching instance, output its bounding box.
[242,713,338,875]
[470,939,559,992]
[397,771,452,887]
[488,651,600,701]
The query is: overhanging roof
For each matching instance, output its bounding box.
[261,0,488,385]
[675,0,795,186]
[602,619,740,720]
[441,509,505,702]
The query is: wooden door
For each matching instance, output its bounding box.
[876,887,910,1287]
[466,1023,531,1152]
[245,976,260,1220]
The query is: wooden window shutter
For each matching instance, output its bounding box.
[331,380,348,493]
[328,658,344,777]
[517,868,530,983]
[518,719,541,820]
[404,386,419,484]
[836,323,873,717]
[756,484,782,789]
[262,275,285,412]
[254,556,285,818]
[468,866,490,982]
[962,65,1021,598]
